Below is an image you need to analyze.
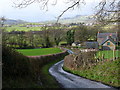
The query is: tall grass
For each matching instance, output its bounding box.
[63,58,120,88]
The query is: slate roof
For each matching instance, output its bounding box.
[101,36,116,45]
[97,33,117,38]
[72,42,80,45]
[97,33,117,45]
[84,41,99,48]
[85,41,98,44]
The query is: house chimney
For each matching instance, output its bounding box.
[107,35,110,39]
[110,33,112,36]
[97,31,100,36]
[116,32,118,42]
[116,32,117,36]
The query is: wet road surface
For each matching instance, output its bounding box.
[49,60,116,89]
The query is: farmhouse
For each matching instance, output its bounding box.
[72,42,81,47]
[97,32,118,50]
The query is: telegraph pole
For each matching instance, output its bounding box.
[115,1,120,60]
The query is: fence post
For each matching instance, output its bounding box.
[113,49,115,61]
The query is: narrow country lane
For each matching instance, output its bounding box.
[49,60,116,89]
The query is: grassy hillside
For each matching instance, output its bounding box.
[63,58,120,88]
[97,50,120,59]
[59,15,94,24]
[42,15,94,24]
[17,48,62,56]
[2,19,27,25]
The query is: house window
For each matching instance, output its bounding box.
[107,42,110,45]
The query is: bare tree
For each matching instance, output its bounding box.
[49,26,64,46]
[12,0,120,40]
[95,0,120,41]
[12,0,119,23]
[0,17,8,46]
[41,26,52,47]
[0,17,6,27]
[95,0,120,23]
[12,0,85,22]
[74,24,90,43]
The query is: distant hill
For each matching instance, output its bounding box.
[41,15,95,24]
[1,15,95,25]
[1,19,28,25]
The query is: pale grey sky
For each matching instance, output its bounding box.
[0,0,101,22]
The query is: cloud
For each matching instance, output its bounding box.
[0,0,100,22]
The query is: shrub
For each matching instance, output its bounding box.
[28,51,68,79]
[2,46,31,78]
[64,51,97,70]
[2,46,68,88]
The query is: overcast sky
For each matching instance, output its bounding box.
[0,0,101,22]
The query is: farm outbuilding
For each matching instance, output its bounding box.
[83,41,99,49]
[72,42,81,47]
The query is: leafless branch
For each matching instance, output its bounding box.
[12,0,36,8]
[95,0,120,23]
[56,0,85,23]
[51,0,57,5]
[12,0,85,22]
[12,0,119,23]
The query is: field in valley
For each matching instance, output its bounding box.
[17,48,62,56]
[6,26,42,32]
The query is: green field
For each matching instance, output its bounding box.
[6,26,42,32]
[17,48,62,56]
[97,50,120,59]
[6,24,65,32]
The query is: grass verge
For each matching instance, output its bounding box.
[40,56,66,88]
[63,58,120,88]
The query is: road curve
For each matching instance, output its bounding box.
[49,60,116,89]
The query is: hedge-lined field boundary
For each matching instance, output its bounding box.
[3,46,68,88]
[27,51,68,81]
